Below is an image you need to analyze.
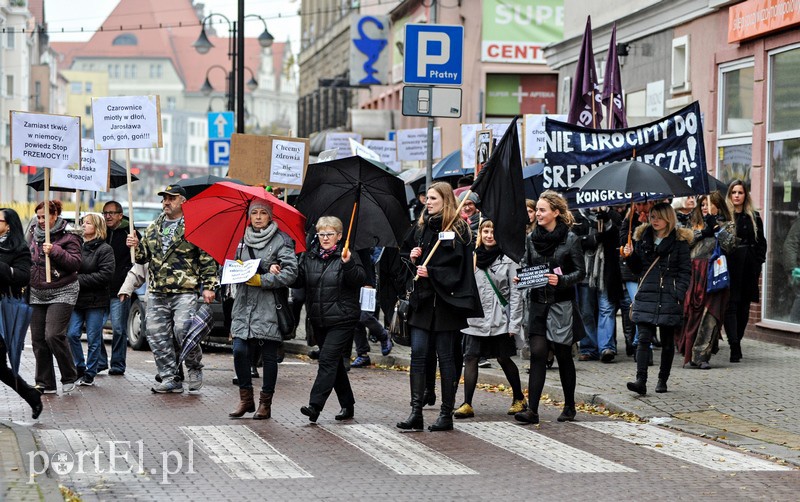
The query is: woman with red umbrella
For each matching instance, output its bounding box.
[228,201,298,420]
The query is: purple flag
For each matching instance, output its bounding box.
[602,23,627,129]
[567,16,603,128]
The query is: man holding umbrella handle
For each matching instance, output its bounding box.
[126,184,219,394]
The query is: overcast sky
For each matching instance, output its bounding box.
[45,0,301,47]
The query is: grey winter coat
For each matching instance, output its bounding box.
[230,230,298,342]
[462,254,523,339]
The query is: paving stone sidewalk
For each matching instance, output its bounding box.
[286,330,800,466]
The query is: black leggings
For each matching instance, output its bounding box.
[528,336,575,413]
[462,354,524,405]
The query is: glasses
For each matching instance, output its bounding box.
[316,232,338,239]
[102,211,122,216]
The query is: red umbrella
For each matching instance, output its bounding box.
[183,182,307,264]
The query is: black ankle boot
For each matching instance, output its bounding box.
[626,379,647,395]
[398,373,425,430]
[300,404,320,423]
[655,379,668,393]
[730,343,742,363]
[428,413,453,431]
[557,406,577,422]
[428,373,456,432]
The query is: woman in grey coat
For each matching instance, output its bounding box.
[455,220,526,419]
[229,201,298,419]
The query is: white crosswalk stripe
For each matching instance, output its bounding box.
[320,424,477,475]
[456,421,636,473]
[37,429,140,482]
[577,422,793,471]
[180,425,313,479]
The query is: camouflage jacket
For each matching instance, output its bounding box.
[134,214,219,294]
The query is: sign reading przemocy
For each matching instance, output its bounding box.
[10,111,81,170]
[542,102,708,208]
[92,95,163,150]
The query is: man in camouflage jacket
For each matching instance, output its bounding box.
[127,185,219,393]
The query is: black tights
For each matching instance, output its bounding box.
[462,354,524,405]
[528,336,575,413]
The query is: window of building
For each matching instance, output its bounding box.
[162,117,169,134]
[166,96,176,110]
[85,82,93,94]
[764,44,800,324]
[189,122,196,136]
[149,64,163,78]
[717,59,754,182]
[112,34,138,46]
[85,105,91,115]
[5,75,13,97]
[190,145,197,164]
[671,35,691,93]
[70,82,82,94]
[6,27,14,49]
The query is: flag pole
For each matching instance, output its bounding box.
[413,189,473,281]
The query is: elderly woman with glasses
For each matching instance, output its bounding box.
[295,216,366,423]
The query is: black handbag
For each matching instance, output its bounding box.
[389,295,411,347]
[272,288,295,340]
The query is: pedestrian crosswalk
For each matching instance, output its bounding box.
[34,420,792,484]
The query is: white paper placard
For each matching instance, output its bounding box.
[92,95,162,150]
[396,127,442,161]
[363,140,398,163]
[360,287,377,312]
[50,139,110,191]
[524,114,566,159]
[221,259,261,285]
[349,138,382,162]
[270,139,306,186]
[460,123,483,170]
[324,132,362,159]
[11,112,81,170]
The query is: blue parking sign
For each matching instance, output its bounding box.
[209,139,230,166]
[403,24,463,85]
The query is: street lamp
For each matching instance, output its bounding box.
[193,6,274,134]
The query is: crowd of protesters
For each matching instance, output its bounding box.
[0,176,766,427]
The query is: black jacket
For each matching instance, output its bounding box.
[408,216,483,332]
[76,239,115,310]
[296,243,367,328]
[624,225,692,327]
[729,211,766,303]
[522,228,585,305]
[0,239,31,298]
[105,218,140,296]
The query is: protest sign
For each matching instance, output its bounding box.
[524,114,566,159]
[396,127,442,161]
[230,134,309,189]
[92,95,162,150]
[221,259,261,285]
[461,123,482,169]
[516,264,549,289]
[360,287,377,312]
[324,132,362,159]
[317,148,339,162]
[476,129,492,174]
[542,102,708,208]
[10,111,81,170]
[50,139,110,191]
[364,140,400,172]
[349,138,382,162]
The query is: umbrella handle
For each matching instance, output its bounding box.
[343,201,358,256]
[620,198,634,257]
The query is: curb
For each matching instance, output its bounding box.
[283,337,800,467]
[0,420,63,502]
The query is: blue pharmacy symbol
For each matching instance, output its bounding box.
[354,17,387,85]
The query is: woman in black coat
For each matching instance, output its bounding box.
[515,191,585,425]
[0,208,42,419]
[724,180,766,362]
[397,182,482,432]
[66,214,114,387]
[623,202,692,395]
[296,216,366,423]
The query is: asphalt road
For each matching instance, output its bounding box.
[2,347,798,501]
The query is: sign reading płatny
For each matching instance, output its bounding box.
[92,95,163,150]
[11,112,81,170]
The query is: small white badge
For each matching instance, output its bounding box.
[439,231,455,241]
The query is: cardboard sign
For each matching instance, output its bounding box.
[324,132,362,159]
[349,138,382,162]
[396,127,442,161]
[10,111,81,170]
[229,133,309,189]
[50,139,110,191]
[516,264,549,289]
[524,114,566,159]
[92,95,163,150]
[221,259,260,285]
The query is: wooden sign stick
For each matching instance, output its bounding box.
[126,149,135,263]
[414,189,473,281]
[44,168,51,283]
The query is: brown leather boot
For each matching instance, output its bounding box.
[253,391,273,420]
[229,388,255,418]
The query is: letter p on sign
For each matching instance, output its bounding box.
[403,24,463,86]
[416,32,449,78]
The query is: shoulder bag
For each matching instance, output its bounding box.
[272,288,296,340]
[629,256,661,321]
[706,238,729,293]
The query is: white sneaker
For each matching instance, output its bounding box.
[62,382,76,393]
[186,369,203,391]
[151,379,184,394]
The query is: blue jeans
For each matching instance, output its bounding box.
[624,281,641,345]
[597,289,617,353]
[67,308,107,378]
[107,297,130,372]
[577,284,599,357]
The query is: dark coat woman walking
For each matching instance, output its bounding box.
[397,182,482,432]
[297,216,366,423]
[624,202,692,395]
[724,180,766,362]
[515,191,585,425]
[0,208,42,418]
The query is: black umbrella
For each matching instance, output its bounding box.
[571,159,697,197]
[707,173,729,194]
[295,155,410,251]
[27,160,137,192]
[174,175,247,199]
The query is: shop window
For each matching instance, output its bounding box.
[671,35,690,94]
[720,64,754,135]
[765,45,800,324]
